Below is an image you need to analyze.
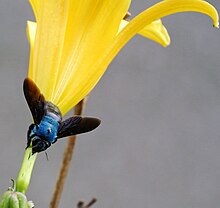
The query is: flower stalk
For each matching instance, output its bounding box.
[16,147,37,194]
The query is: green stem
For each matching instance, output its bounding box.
[16,147,37,193]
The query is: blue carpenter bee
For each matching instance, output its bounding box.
[23,78,101,154]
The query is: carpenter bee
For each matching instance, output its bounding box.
[23,78,101,154]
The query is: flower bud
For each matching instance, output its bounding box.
[0,180,34,208]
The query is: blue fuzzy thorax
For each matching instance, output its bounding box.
[32,115,60,143]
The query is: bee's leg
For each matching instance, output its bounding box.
[26,124,35,149]
[52,137,57,144]
[26,139,31,149]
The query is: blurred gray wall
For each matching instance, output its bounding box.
[0,0,220,207]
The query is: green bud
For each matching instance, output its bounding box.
[0,190,34,208]
[9,193,19,208]
[0,180,34,208]
[0,191,11,208]
[16,192,28,208]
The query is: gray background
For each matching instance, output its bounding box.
[0,0,220,207]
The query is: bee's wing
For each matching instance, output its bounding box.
[23,78,46,124]
[57,116,101,139]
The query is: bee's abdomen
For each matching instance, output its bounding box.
[45,102,62,122]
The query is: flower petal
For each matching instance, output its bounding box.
[26,21,37,79]
[54,0,131,110]
[30,1,70,100]
[29,0,131,114]
[29,0,40,21]
[138,19,171,47]
[119,19,170,47]
[62,0,218,114]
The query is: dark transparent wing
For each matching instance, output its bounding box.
[23,78,46,124]
[57,116,101,139]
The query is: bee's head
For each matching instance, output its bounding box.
[32,136,51,154]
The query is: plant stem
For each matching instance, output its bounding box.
[16,147,37,193]
[50,98,86,208]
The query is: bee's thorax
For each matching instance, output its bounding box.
[44,102,62,122]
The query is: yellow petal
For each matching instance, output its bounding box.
[119,19,170,47]
[28,0,218,115]
[54,0,131,111]
[29,0,40,21]
[29,0,131,114]
[138,19,171,47]
[26,21,37,79]
[63,0,218,114]
[31,1,70,100]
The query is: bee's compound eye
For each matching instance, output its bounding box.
[32,139,50,154]
[32,136,40,143]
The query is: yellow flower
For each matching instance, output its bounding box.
[27,0,219,115]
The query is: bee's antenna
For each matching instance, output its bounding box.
[45,151,49,161]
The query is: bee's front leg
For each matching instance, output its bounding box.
[26,124,35,149]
